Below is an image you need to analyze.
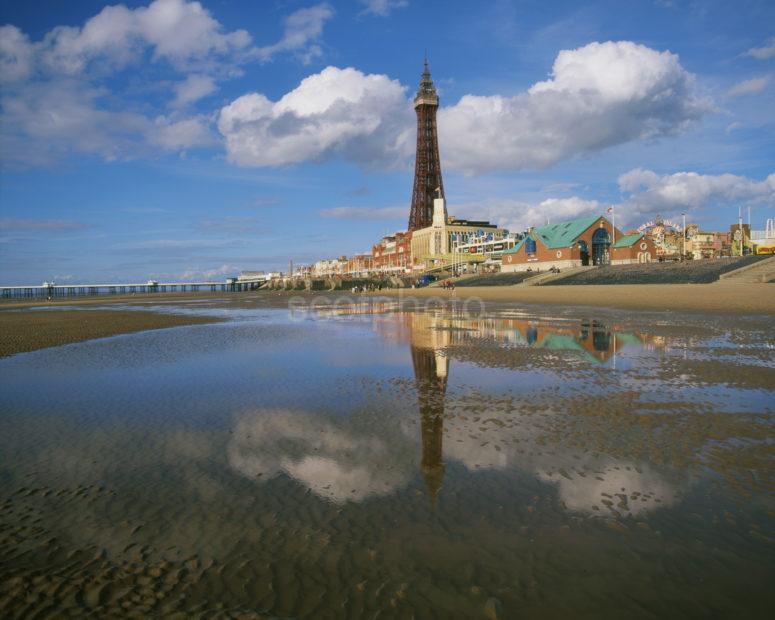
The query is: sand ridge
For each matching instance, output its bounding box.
[0,309,224,357]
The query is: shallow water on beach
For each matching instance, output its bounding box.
[1,299,774,618]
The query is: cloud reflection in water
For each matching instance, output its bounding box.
[227,409,412,502]
[227,309,678,515]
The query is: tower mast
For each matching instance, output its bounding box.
[408,58,445,232]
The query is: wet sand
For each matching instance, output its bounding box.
[0,303,772,617]
[0,310,224,357]
[381,281,775,315]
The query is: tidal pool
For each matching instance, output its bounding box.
[1,298,773,618]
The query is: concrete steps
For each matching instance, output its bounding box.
[427,273,476,288]
[519,266,594,286]
[719,256,775,283]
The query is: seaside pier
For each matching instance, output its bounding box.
[1,278,267,300]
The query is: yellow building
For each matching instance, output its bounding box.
[752,219,775,254]
[410,196,506,270]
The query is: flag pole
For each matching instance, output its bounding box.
[612,206,616,246]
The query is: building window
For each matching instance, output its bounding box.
[640,242,647,250]
[556,250,562,258]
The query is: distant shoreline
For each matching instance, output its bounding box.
[1,282,772,357]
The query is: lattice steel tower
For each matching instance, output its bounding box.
[408,59,444,232]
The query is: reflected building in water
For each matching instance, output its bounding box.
[313,300,663,368]
[399,309,654,505]
[322,306,668,505]
[392,309,662,366]
[525,318,616,364]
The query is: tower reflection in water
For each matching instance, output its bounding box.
[309,303,659,506]
[411,345,447,505]
[407,311,452,506]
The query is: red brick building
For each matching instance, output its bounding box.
[372,231,412,273]
[501,215,657,272]
[344,254,374,276]
[610,233,658,264]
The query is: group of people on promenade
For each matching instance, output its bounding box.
[351,283,383,293]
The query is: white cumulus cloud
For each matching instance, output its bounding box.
[726,76,769,98]
[1,80,214,165]
[0,25,34,82]
[0,0,257,166]
[746,37,775,60]
[180,263,239,280]
[440,41,710,174]
[217,41,710,174]
[218,66,413,167]
[618,168,775,218]
[172,74,217,107]
[36,0,252,75]
[256,3,334,64]
[151,114,215,150]
[2,80,149,164]
[358,0,409,17]
[457,197,602,233]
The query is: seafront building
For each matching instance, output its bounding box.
[501,215,657,272]
[635,217,684,259]
[372,232,412,273]
[237,271,266,281]
[344,254,374,277]
[684,225,731,259]
[410,195,506,271]
[751,219,775,254]
[312,258,347,277]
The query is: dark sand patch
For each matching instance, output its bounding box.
[0,310,225,357]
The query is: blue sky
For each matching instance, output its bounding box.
[0,0,773,284]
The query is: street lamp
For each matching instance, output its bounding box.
[681,212,686,261]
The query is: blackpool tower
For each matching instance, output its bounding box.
[408,59,445,232]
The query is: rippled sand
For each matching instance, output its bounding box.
[0,303,773,618]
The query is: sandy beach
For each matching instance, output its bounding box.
[379,281,775,316]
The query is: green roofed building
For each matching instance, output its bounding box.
[613,233,644,249]
[501,215,658,272]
